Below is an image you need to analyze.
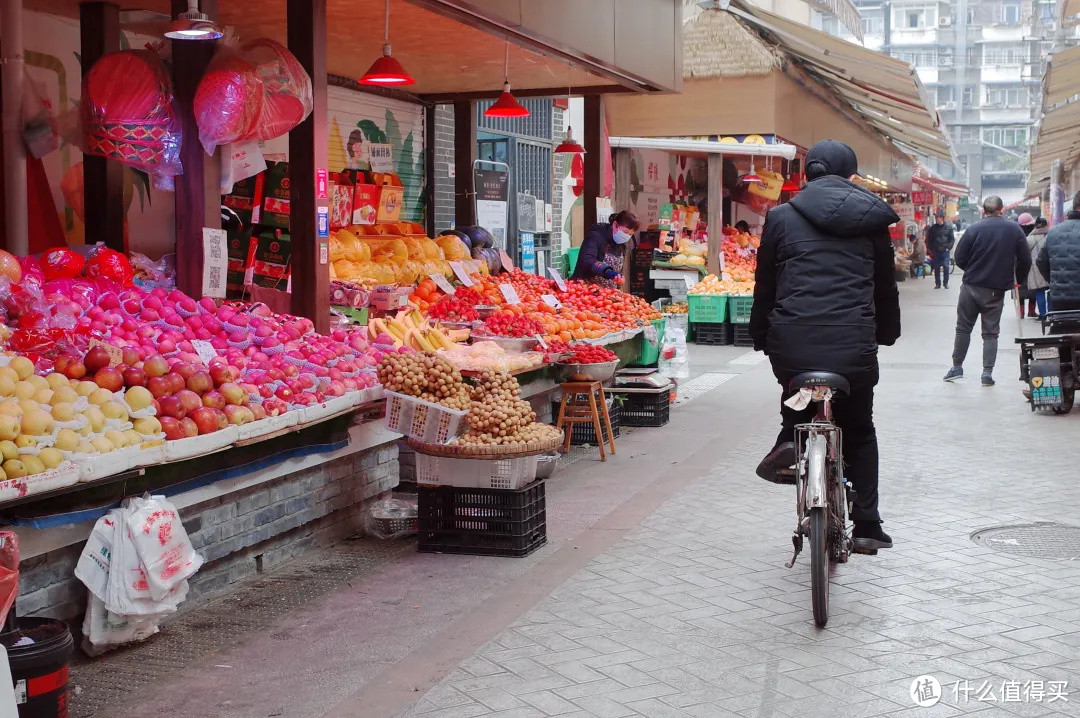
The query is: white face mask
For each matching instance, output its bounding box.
[612,227,632,245]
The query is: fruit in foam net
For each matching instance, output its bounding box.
[0,441,15,461]
[89,388,113,406]
[33,389,53,406]
[51,403,76,422]
[21,409,53,436]
[133,416,161,436]
[8,356,33,381]
[101,402,128,422]
[51,386,78,405]
[38,447,63,470]
[45,373,69,391]
[0,415,18,442]
[83,407,106,433]
[54,429,79,452]
[91,436,114,453]
[13,383,35,401]
[125,386,154,412]
[105,429,127,449]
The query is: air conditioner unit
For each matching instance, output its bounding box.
[943,101,957,109]
[939,15,953,26]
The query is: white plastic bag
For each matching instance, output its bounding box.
[74,511,118,602]
[82,595,161,657]
[658,325,690,379]
[124,495,203,601]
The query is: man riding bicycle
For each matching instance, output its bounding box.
[749,139,900,553]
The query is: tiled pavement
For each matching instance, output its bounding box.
[399,284,1080,718]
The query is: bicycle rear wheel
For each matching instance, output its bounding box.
[810,507,829,627]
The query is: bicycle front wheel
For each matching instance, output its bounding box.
[810,506,829,627]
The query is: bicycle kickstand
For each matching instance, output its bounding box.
[785,532,803,569]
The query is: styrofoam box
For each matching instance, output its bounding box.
[416,453,539,490]
[384,391,468,444]
[236,411,299,441]
[74,446,142,483]
[297,394,359,424]
[0,462,80,501]
[163,426,240,461]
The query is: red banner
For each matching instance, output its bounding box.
[911,190,933,206]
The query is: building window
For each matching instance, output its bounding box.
[861,10,884,36]
[962,87,975,107]
[938,86,955,104]
[982,127,1029,146]
[967,7,977,23]
[895,5,937,28]
[983,46,1025,64]
[1001,1,1021,25]
[984,86,1026,106]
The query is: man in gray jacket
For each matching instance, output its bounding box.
[1038,192,1080,312]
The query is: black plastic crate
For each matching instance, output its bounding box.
[733,324,754,347]
[693,322,732,345]
[612,388,671,428]
[418,481,547,557]
[552,398,621,445]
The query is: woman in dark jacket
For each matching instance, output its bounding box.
[570,211,640,288]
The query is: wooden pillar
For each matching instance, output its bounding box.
[707,153,724,277]
[80,2,124,251]
[582,95,602,228]
[424,104,436,236]
[287,0,329,334]
[171,0,218,298]
[453,101,476,226]
[613,147,631,211]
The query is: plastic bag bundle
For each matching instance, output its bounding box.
[363,498,418,540]
[243,38,312,141]
[194,48,264,155]
[0,531,19,628]
[81,50,183,184]
[658,325,690,379]
[75,496,202,655]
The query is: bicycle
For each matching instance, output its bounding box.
[781,371,856,627]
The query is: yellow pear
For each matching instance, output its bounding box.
[18,399,40,415]
[53,429,79,452]
[38,447,63,470]
[83,407,105,433]
[20,455,45,476]
[2,459,26,479]
[13,382,36,401]
[8,356,34,380]
[101,402,128,422]
[122,429,142,447]
[76,440,94,454]
[0,400,20,418]
[33,389,54,406]
[50,386,78,406]
[0,440,16,461]
[14,435,36,449]
[0,366,19,384]
[91,436,115,453]
[45,373,69,390]
[89,388,113,406]
[51,403,76,423]
[0,377,15,398]
[75,381,98,398]
[0,415,18,442]
[24,375,48,392]
[20,409,54,436]
[132,416,161,436]
[105,429,127,449]
[0,466,8,482]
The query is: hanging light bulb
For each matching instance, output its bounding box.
[485,42,529,118]
[554,126,585,154]
[741,161,763,184]
[164,0,223,40]
[360,0,415,85]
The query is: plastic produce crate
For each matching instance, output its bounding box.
[418,481,547,557]
[729,295,754,324]
[553,398,621,445]
[611,385,671,428]
[631,318,666,367]
[415,453,540,490]
[688,294,728,324]
[692,322,731,346]
[384,391,468,444]
[733,324,754,347]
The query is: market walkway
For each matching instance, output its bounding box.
[83,279,1080,718]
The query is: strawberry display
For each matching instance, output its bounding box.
[427,292,480,322]
[482,314,543,338]
[563,345,618,364]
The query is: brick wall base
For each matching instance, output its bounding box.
[16,442,399,625]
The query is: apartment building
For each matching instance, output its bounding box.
[820,0,1069,210]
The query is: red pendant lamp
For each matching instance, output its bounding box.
[360,0,414,86]
[741,161,763,184]
[485,43,529,118]
[554,125,585,154]
[781,174,801,191]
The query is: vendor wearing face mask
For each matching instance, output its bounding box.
[571,210,640,288]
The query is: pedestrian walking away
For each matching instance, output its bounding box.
[1027,217,1050,318]
[1037,192,1080,313]
[750,138,900,551]
[926,210,956,289]
[945,196,1031,387]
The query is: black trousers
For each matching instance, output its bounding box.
[773,377,881,523]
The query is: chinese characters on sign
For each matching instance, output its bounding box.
[474,167,510,247]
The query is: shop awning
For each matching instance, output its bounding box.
[1026,99,1080,195]
[609,136,797,159]
[912,174,970,199]
[1062,0,1080,25]
[726,0,955,165]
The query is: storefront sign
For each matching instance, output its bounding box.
[316,169,328,199]
[893,202,915,224]
[911,190,933,206]
[367,143,394,173]
[475,167,510,247]
[521,232,536,274]
[202,228,228,299]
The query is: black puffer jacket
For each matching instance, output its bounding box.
[1038,212,1080,304]
[570,223,617,281]
[749,175,901,387]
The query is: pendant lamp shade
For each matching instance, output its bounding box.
[484,43,529,118]
[164,0,223,40]
[554,125,585,154]
[781,174,801,191]
[360,0,414,86]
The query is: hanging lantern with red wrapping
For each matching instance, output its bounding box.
[82,50,183,184]
[41,247,86,281]
[194,50,265,154]
[84,247,134,286]
[242,39,313,141]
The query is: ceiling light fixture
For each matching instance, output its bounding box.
[485,42,529,118]
[554,126,585,154]
[360,0,415,86]
[741,161,763,184]
[164,0,223,40]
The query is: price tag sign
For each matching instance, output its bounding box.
[499,249,514,271]
[499,284,521,304]
[541,294,562,310]
[192,340,218,365]
[534,334,549,350]
[88,339,123,366]
[429,274,456,295]
[449,261,475,287]
[547,267,567,292]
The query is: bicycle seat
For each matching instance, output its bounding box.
[788,371,849,395]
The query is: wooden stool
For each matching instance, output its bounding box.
[555,381,616,461]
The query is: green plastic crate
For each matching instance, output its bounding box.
[631,318,666,366]
[687,294,728,324]
[729,295,754,324]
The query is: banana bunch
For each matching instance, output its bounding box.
[367,309,464,351]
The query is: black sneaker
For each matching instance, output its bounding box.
[943,366,963,382]
[852,521,893,552]
[982,372,995,387]
[755,442,797,485]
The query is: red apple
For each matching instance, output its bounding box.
[94,367,124,392]
[212,408,229,430]
[160,416,186,440]
[190,407,221,435]
[275,386,293,402]
[258,385,274,400]
[147,376,172,399]
[158,395,186,419]
[219,382,247,406]
[121,347,141,366]
[122,367,147,388]
[143,355,170,379]
[202,390,226,410]
[209,363,233,387]
[176,389,203,415]
[179,416,199,438]
[187,371,213,395]
[165,372,186,395]
[174,363,197,380]
[84,347,112,374]
[223,404,254,425]
[249,403,267,421]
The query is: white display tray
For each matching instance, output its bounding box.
[236,411,299,441]
[163,426,240,461]
[0,462,80,501]
[297,394,359,424]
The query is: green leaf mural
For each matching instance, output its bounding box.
[356,120,387,144]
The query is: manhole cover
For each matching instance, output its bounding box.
[971,523,1080,560]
